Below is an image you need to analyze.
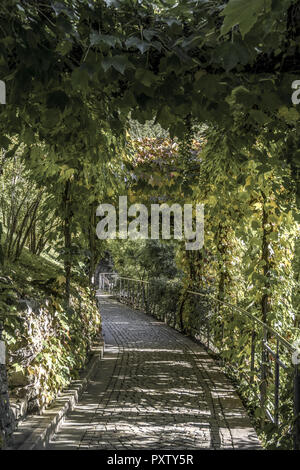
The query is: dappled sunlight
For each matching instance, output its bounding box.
[143,361,193,368]
[49,299,261,450]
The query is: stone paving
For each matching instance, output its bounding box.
[48,296,261,450]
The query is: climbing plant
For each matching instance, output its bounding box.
[0,0,299,449]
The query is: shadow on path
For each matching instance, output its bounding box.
[48,297,261,450]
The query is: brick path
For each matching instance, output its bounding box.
[49,297,260,449]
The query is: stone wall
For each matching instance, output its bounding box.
[0,363,15,449]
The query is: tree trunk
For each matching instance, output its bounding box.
[63,180,72,306]
[88,202,97,287]
[261,193,272,324]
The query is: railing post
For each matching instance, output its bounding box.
[133,280,135,306]
[274,338,280,426]
[132,280,134,304]
[129,280,131,304]
[207,317,210,350]
[260,326,267,425]
[146,282,150,314]
[142,282,145,309]
[294,364,300,450]
[250,330,256,385]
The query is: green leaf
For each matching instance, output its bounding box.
[156,105,174,128]
[254,407,265,419]
[142,29,157,41]
[231,86,255,107]
[71,68,89,89]
[221,0,272,38]
[214,42,250,71]
[126,37,150,54]
[104,0,120,6]
[251,220,260,230]
[135,68,157,87]
[90,32,121,48]
[56,40,73,56]
[101,55,133,74]
[42,109,59,128]
[250,109,269,125]
[52,2,75,19]
[278,106,300,124]
[0,135,11,149]
[46,91,69,111]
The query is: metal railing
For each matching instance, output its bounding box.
[98,272,300,449]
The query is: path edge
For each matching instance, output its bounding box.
[9,335,104,450]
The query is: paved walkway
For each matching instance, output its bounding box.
[49,297,260,450]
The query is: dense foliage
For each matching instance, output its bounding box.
[107,123,300,448]
[0,0,299,450]
[1,248,100,410]
[1,0,300,289]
